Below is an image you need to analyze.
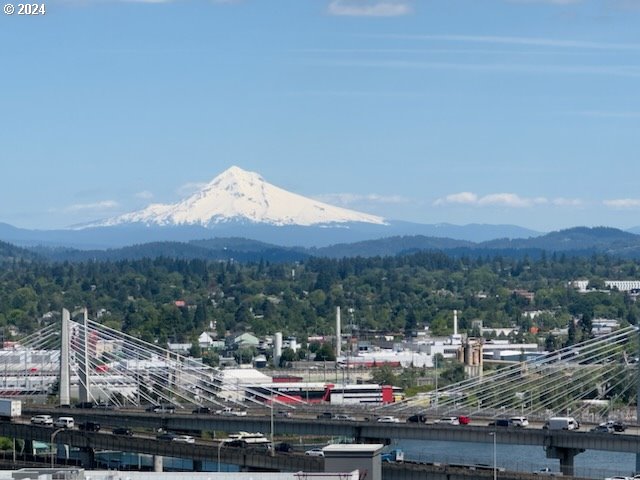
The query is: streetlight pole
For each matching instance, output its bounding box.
[434,354,438,412]
[270,400,274,457]
[489,432,497,480]
[217,441,225,472]
[50,428,65,468]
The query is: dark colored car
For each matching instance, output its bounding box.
[112,427,133,436]
[225,439,248,448]
[407,413,428,424]
[274,442,294,453]
[156,432,177,441]
[192,407,212,414]
[317,412,333,420]
[74,401,94,409]
[591,424,614,433]
[604,420,627,432]
[78,421,101,432]
[488,418,511,427]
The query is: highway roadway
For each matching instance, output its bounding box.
[17,405,640,455]
[0,418,601,480]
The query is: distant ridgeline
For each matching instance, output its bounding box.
[14,227,640,262]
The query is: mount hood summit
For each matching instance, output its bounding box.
[84,166,387,229]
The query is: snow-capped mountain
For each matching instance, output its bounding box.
[85,166,387,228]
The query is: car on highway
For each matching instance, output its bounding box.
[332,414,356,421]
[78,421,100,432]
[215,407,247,416]
[30,415,53,426]
[156,432,177,441]
[146,404,176,414]
[192,406,212,414]
[112,427,133,436]
[406,413,428,424]
[603,420,627,432]
[172,435,195,444]
[510,416,529,427]
[533,467,562,476]
[457,415,471,425]
[316,412,333,420]
[488,419,511,427]
[435,416,460,425]
[54,417,75,429]
[376,416,401,423]
[275,410,292,418]
[305,448,324,457]
[274,442,294,453]
[591,424,614,433]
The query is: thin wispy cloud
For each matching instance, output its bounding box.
[284,90,426,98]
[323,59,640,78]
[316,193,409,205]
[604,198,640,208]
[65,200,120,212]
[119,0,172,3]
[297,47,598,56]
[328,0,412,17]
[552,197,583,206]
[135,190,154,200]
[507,0,582,5]
[55,0,239,5]
[434,192,579,208]
[572,110,640,118]
[379,34,640,51]
[177,182,207,196]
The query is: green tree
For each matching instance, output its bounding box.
[279,347,296,367]
[371,365,397,386]
[439,362,465,385]
[314,343,336,361]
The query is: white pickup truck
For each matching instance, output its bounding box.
[216,407,247,416]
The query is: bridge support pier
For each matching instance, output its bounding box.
[545,446,584,476]
[78,447,95,469]
[153,455,163,472]
[193,460,203,471]
[22,439,33,456]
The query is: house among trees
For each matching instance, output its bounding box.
[234,332,260,348]
[198,331,215,349]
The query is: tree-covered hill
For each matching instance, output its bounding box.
[0,239,39,263]
[26,227,640,262]
[1,249,639,354]
[482,227,640,253]
[33,240,309,263]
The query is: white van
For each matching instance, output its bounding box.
[544,417,579,431]
[54,416,75,429]
[510,416,529,427]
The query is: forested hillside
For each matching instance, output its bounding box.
[1,252,639,352]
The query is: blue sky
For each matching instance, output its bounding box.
[2,0,640,232]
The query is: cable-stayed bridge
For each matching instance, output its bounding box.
[3,309,639,420]
[386,325,639,422]
[3,309,640,476]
